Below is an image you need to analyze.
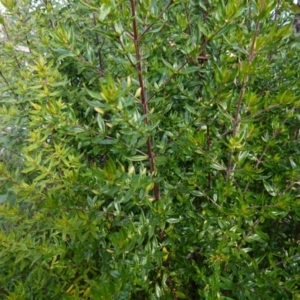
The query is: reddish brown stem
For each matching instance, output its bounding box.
[206,117,211,189]
[130,0,159,201]
[93,13,104,73]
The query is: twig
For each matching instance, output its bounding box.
[238,219,260,249]
[1,21,21,69]
[243,119,288,193]
[93,13,104,73]
[139,0,174,39]
[226,19,260,182]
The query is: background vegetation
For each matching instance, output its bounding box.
[0,0,300,299]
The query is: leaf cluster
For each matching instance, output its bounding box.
[0,0,300,299]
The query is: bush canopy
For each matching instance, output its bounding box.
[0,0,300,299]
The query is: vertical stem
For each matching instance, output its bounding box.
[130,0,159,201]
[274,0,280,21]
[226,78,246,181]
[0,70,25,109]
[130,3,178,297]
[185,2,192,36]
[0,71,18,99]
[42,0,55,28]
[206,117,211,189]
[226,19,259,182]
[93,13,104,73]
[2,22,21,69]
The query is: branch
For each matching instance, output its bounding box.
[238,219,260,250]
[139,0,174,39]
[243,118,288,193]
[93,13,104,73]
[130,0,159,201]
[226,20,260,182]
[226,78,247,181]
[1,21,21,69]
[0,71,18,99]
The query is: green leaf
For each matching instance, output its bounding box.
[166,218,181,224]
[211,163,226,171]
[176,291,187,298]
[0,192,8,203]
[96,114,105,133]
[190,190,204,197]
[126,155,148,161]
[263,180,277,196]
[104,157,116,181]
[109,270,121,278]
[180,66,199,74]
[86,88,103,101]
[185,103,197,115]
[99,4,111,22]
[0,0,15,10]
[161,57,174,71]
[66,126,86,133]
[155,283,162,297]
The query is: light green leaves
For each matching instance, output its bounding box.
[99,4,111,22]
[263,180,277,196]
[0,0,15,10]
[103,157,116,181]
[127,155,148,162]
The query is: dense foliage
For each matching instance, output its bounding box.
[1,0,300,299]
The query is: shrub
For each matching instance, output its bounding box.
[0,0,300,299]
